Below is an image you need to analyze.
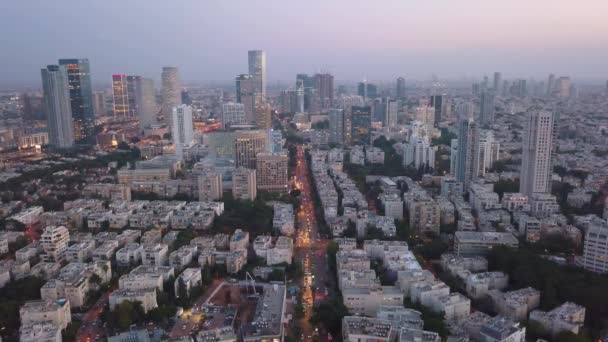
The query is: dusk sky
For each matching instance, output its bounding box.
[2,0,607,86]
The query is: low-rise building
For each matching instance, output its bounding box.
[489,287,541,322]
[175,268,202,298]
[116,243,143,267]
[142,243,169,266]
[464,272,509,299]
[529,302,585,336]
[273,203,295,236]
[342,286,403,316]
[109,288,158,313]
[267,236,293,265]
[229,229,249,252]
[19,299,71,330]
[479,315,526,342]
[342,316,395,342]
[19,322,62,342]
[454,231,519,257]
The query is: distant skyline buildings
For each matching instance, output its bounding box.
[41,64,74,148]
[236,74,257,124]
[161,66,181,128]
[396,77,406,99]
[111,74,129,119]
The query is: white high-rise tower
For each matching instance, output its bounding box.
[161,67,181,128]
[172,105,194,160]
[520,111,558,197]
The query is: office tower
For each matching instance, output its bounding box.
[357,82,378,99]
[479,90,495,126]
[41,225,70,262]
[477,130,500,177]
[280,90,298,113]
[350,106,372,145]
[313,73,334,109]
[248,50,266,98]
[221,102,246,127]
[234,130,267,169]
[450,139,458,177]
[295,79,305,112]
[512,79,527,98]
[430,94,444,124]
[255,102,272,129]
[256,152,289,193]
[520,111,558,197]
[455,118,479,189]
[383,98,398,127]
[93,92,106,117]
[58,59,94,143]
[396,77,406,99]
[171,105,194,160]
[161,67,181,127]
[236,74,257,123]
[403,138,436,169]
[112,74,129,119]
[137,78,158,130]
[555,77,570,98]
[41,65,74,148]
[329,108,345,145]
[493,72,502,92]
[125,76,141,118]
[546,74,555,97]
[181,88,192,105]
[232,167,257,200]
[198,171,223,201]
[581,221,608,273]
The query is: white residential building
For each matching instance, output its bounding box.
[41,226,70,263]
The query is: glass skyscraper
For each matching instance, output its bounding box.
[58,58,94,143]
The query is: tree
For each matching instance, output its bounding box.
[116,141,130,151]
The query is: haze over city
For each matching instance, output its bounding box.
[2,0,608,86]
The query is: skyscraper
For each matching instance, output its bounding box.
[546,74,555,97]
[58,59,94,143]
[357,82,378,100]
[477,130,500,177]
[329,108,344,145]
[555,77,570,98]
[479,90,495,126]
[234,130,267,169]
[256,152,289,193]
[350,106,372,145]
[455,118,479,189]
[221,102,246,128]
[520,111,558,197]
[137,78,158,131]
[161,67,181,127]
[172,105,194,160]
[295,78,305,113]
[313,73,334,109]
[41,65,74,148]
[382,98,398,127]
[396,77,406,99]
[126,75,143,118]
[493,72,502,92]
[93,92,105,117]
[430,94,444,124]
[112,74,129,119]
[236,74,257,123]
[248,50,266,98]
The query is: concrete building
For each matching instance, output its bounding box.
[175,268,202,298]
[20,299,71,330]
[198,171,223,201]
[109,288,158,313]
[41,65,74,147]
[242,284,286,342]
[142,243,169,266]
[529,302,585,336]
[41,226,70,263]
[454,231,519,256]
[342,316,395,342]
[342,286,403,316]
[230,229,249,252]
[479,315,526,342]
[234,130,267,169]
[408,199,440,234]
[248,50,266,98]
[455,118,479,190]
[489,287,541,322]
[161,66,181,128]
[267,236,293,265]
[403,138,436,169]
[232,167,257,200]
[19,322,62,342]
[116,243,143,267]
[464,272,509,299]
[221,102,247,127]
[399,328,441,342]
[273,203,295,236]
[172,104,194,160]
[256,152,288,193]
[580,221,608,273]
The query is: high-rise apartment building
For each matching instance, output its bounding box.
[350,106,372,146]
[329,108,345,145]
[198,171,223,201]
[41,225,70,262]
[455,118,479,189]
[112,74,129,119]
[234,130,267,169]
[93,92,106,117]
[248,50,266,98]
[161,67,181,127]
[232,167,257,200]
[403,138,436,169]
[477,130,500,177]
[221,102,247,128]
[520,111,558,197]
[236,74,257,123]
[295,78,305,113]
[396,77,406,99]
[255,102,272,129]
[384,98,398,127]
[172,105,194,160]
[41,65,74,148]
[256,152,289,193]
[58,59,94,143]
[479,90,495,126]
[555,77,570,98]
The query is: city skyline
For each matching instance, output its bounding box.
[2,0,608,87]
